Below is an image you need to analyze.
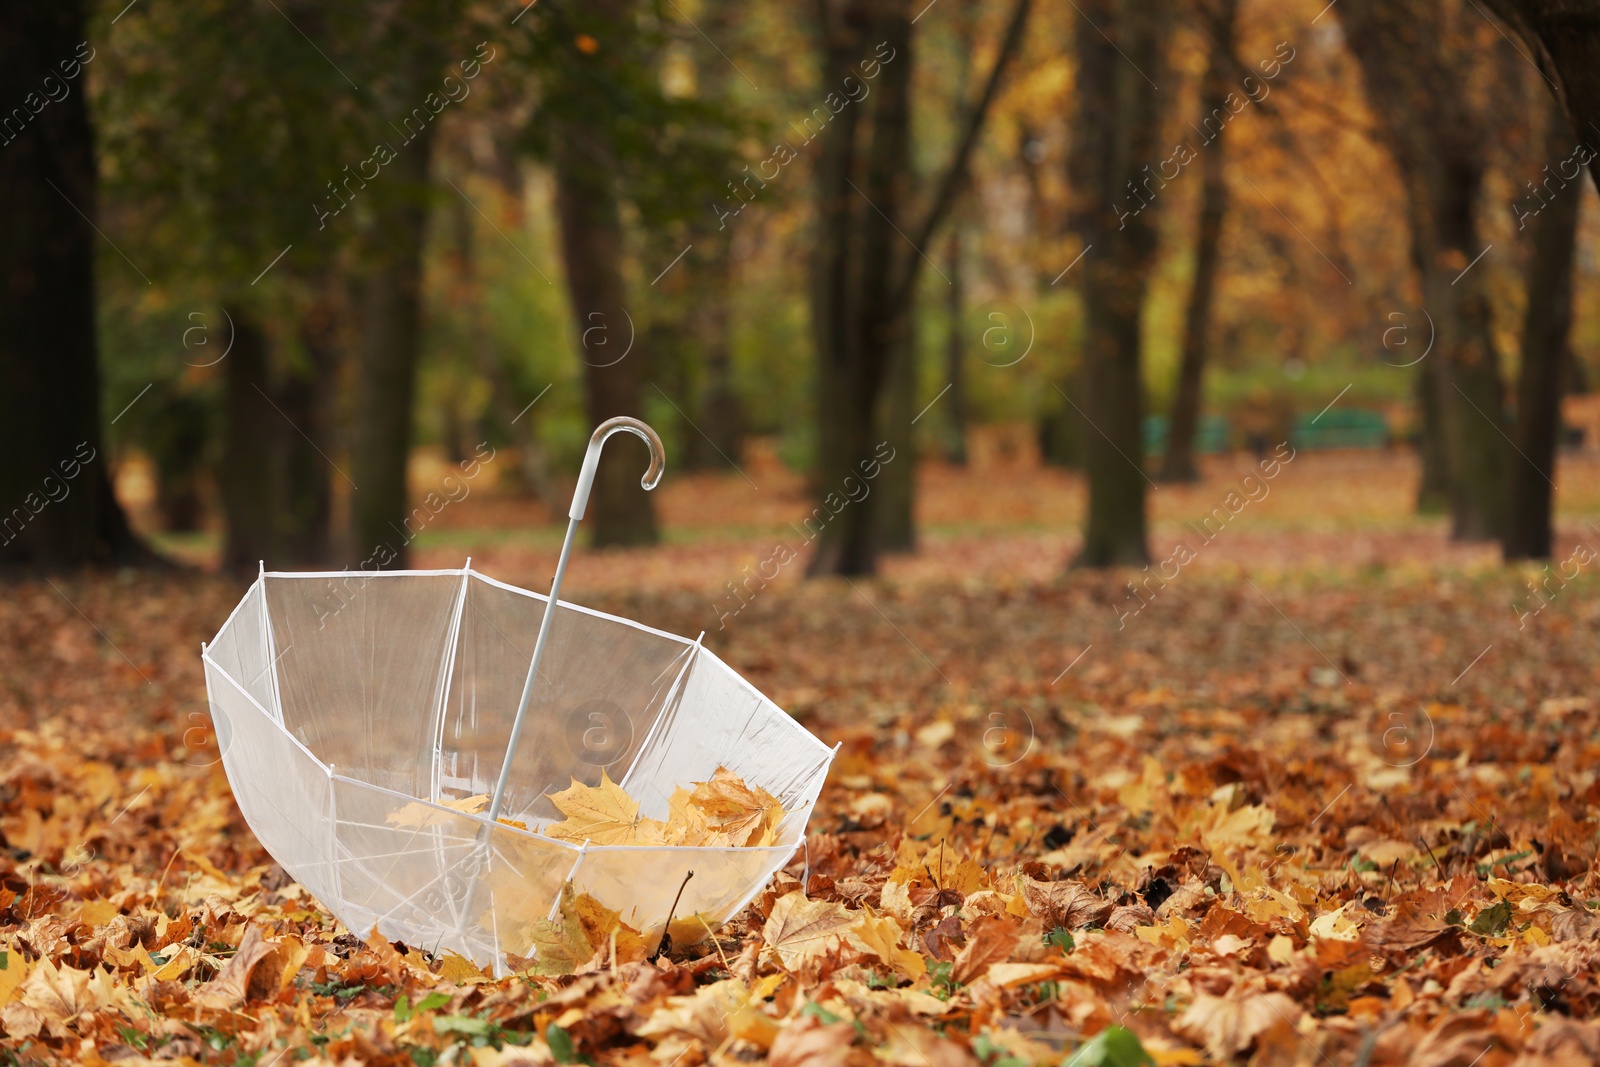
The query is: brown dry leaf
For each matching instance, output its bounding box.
[1173,990,1301,1060]
[1020,878,1113,930]
[951,914,1020,985]
[663,785,726,846]
[764,891,855,971]
[686,766,785,847]
[768,1014,863,1067]
[12,956,97,1039]
[197,925,279,1007]
[542,767,784,848]
[635,977,746,1057]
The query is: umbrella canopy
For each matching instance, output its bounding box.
[203,565,834,974]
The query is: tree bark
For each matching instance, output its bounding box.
[1159,0,1237,485]
[1069,0,1169,568]
[808,0,1030,575]
[1338,0,1508,541]
[943,228,969,465]
[1504,100,1581,560]
[352,124,435,568]
[870,10,918,557]
[1482,0,1600,192]
[806,0,907,577]
[221,309,279,573]
[553,133,658,547]
[693,237,743,469]
[1415,362,1451,513]
[0,1,148,570]
[284,297,337,564]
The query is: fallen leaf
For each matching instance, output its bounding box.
[952,914,1020,985]
[544,770,655,845]
[1172,991,1300,1060]
[764,892,854,971]
[198,925,279,1006]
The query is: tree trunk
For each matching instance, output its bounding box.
[1159,0,1237,485]
[1504,100,1580,561]
[1483,0,1600,194]
[806,0,908,577]
[944,228,969,465]
[553,133,658,547]
[694,237,743,469]
[879,321,917,553]
[221,308,280,573]
[284,297,338,564]
[807,0,1029,575]
[0,1,148,570]
[1415,362,1451,513]
[1339,0,1508,541]
[352,126,435,568]
[1069,0,1169,568]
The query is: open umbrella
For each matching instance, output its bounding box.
[201,418,835,975]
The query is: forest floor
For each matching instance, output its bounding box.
[5,450,1600,1065]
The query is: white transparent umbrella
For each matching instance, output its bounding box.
[201,418,835,975]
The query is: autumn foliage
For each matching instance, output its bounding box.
[5,453,1600,1064]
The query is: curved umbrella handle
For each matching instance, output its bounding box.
[569,416,666,520]
[486,416,666,826]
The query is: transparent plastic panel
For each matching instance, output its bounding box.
[576,844,792,938]
[327,775,572,972]
[205,659,336,905]
[621,648,832,844]
[264,573,464,796]
[438,574,693,824]
[206,581,277,715]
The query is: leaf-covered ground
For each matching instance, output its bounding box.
[5,452,1600,1066]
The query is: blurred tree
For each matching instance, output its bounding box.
[0,1,148,569]
[1069,0,1171,567]
[438,167,557,506]
[942,226,970,465]
[1485,0,1600,179]
[514,0,741,546]
[97,0,375,571]
[349,5,473,567]
[1505,97,1581,561]
[808,0,1030,575]
[1160,0,1238,485]
[1338,0,1509,542]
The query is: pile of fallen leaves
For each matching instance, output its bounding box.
[5,500,1600,1064]
[389,767,785,848]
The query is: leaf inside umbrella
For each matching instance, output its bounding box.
[542,766,785,847]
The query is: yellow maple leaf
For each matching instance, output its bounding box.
[386,793,526,831]
[664,786,729,847]
[763,891,855,971]
[543,770,657,845]
[687,767,784,847]
[846,908,926,979]
[0,948,30,1008]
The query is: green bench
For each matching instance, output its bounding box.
[1290,409,1389,450]
[1144,414,1231,456]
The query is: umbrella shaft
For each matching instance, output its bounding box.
[487,516,580,824]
